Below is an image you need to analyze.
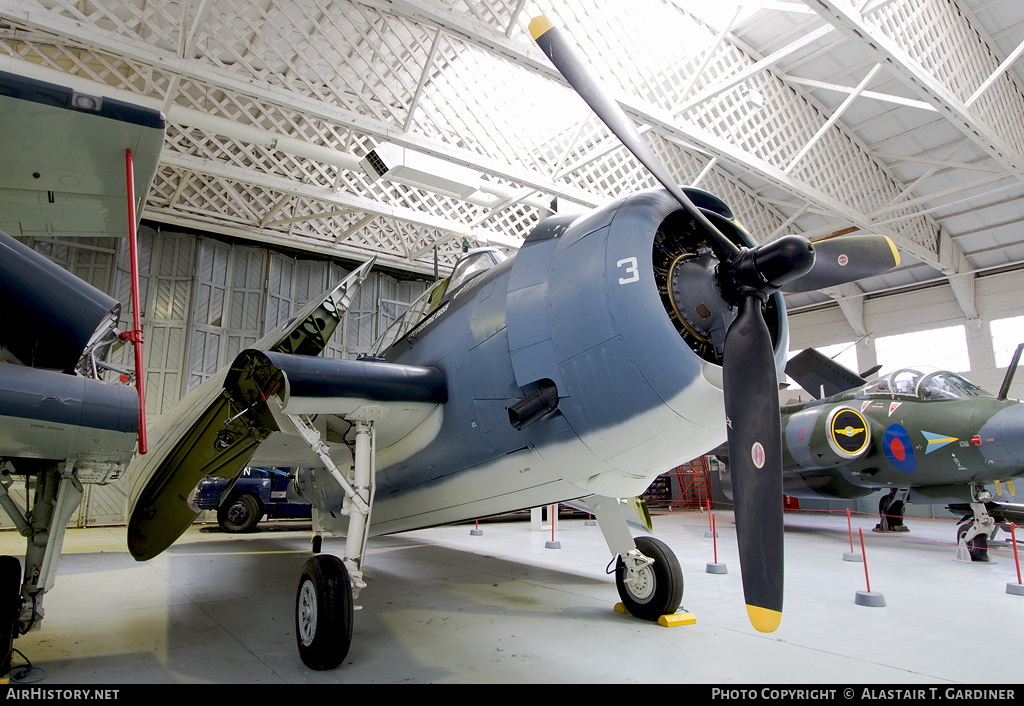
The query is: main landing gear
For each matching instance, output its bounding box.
[0,459,85,675]
[583,496,684,621]
[873,488,909,533]
[953,485,1001,563]
[285,413,376,670]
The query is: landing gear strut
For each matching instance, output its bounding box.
[874,488,909,532]
[286,413,376,670]
[583,495,684,620]
[0,459,84,672]
[956,485,997,562]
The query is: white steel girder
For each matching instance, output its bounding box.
[0,0,987,331]
[801,0,1024,321]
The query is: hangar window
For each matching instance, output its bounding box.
[990,315,1024,367]
[874,325,970,373]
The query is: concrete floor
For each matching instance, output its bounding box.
[0,508,1022,684]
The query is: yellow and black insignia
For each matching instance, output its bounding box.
[827,407,870,458]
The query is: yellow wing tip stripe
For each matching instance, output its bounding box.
[530,15,554,39]
[747,604,782,633]
[884,236,901,267]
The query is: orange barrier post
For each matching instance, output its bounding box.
[854,527,885,606]
[706,511,727,574]
[843,508,863,562]
[545,504,560,549]
[704,496,717,538]
[1009,523,1024,596]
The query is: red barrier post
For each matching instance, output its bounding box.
[847,508,854,553]
[859,527,871,593]
[712,512,718,563]
[1013,524,1022,586]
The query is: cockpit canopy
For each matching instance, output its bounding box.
[370,247,507,356]
[860,367,991,401]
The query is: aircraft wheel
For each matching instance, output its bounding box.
[217,493,262,533]
[0,556,22,675]
[615,536,683,621]
[956,523,990,562]
[295,555,353,670]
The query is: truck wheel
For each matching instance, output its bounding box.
[218,493,262,533]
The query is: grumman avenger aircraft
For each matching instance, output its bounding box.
[122,17,903,670]
[0,71,163,671]
[718,346,1024,562]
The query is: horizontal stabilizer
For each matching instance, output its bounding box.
[786,348,866,400]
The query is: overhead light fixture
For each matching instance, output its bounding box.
[360,143,481,200]
[745,89,764,109]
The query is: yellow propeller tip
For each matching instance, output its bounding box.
[529,15,555,40]
[746,604,782,633]
[884,235,901,267]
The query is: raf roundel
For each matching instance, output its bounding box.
[883,424,916,474]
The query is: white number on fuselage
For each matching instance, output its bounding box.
[617,257,640,284]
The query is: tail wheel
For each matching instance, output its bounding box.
[615,536,683,621]
[296,555,353,670]
[0,556,22,676]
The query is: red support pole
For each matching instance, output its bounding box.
[1012,523,1022,586]
[712,512,718,563]
[847,508,855,553]
[859,527,871,593]
[124,149,147,454]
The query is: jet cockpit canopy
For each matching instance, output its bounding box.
[860,367,991,401]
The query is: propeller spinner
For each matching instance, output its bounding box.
[530,14,899,632]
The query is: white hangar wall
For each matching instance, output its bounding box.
[9,225,428,528]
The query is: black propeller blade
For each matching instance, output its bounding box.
[531,14,906,634]
[782,235,901,293]
[722,295,785,631]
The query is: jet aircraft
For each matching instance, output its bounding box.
[717,346,1024,562]
[119,17,902,670]
[0,71,163,671]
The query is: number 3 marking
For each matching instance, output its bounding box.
[617,257,640,284]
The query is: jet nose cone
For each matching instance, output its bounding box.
[978,403,1024,467]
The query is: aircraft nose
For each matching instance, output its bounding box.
[977,403,1024,467]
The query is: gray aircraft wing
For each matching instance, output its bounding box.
[123,260,449,561]
[0,69,164,240]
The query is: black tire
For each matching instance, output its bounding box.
[615,536,683,621]
[217,493,262,533]
[0,556,22,675]
[295,555,353,670]
[957,523,990,562]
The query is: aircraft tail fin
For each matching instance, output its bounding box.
[785,348,866,400]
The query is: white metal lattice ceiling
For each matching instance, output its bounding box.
[2,0,1023,336]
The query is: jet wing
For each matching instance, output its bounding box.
[785,347,867,400]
